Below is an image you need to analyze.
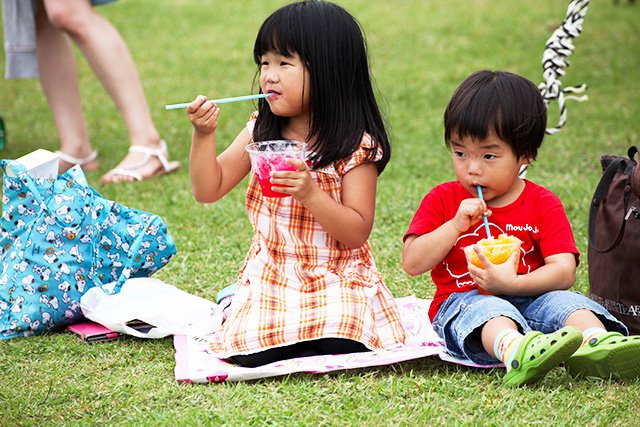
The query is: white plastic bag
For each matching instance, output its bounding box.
[80,277,223,338]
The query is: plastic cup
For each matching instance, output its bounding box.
[464,242,521,268]
[464,236,521,295]
[245,140,307,198]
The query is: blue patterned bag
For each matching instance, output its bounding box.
[0,161,177,339]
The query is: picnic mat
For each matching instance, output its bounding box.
[173,295,500,383]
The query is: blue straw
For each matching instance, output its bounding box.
[165,93,272,110]
[477,186,492,238]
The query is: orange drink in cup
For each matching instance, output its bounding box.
[464,233,522,268]
[246,140,307,198]
[464,234,522,294]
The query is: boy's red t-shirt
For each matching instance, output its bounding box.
[404,180,580,321]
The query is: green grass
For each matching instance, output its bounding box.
[1,0,639,425]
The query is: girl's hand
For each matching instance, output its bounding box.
[269,158,320,203]
[187,95,220,136]
[451,198,491,233]
[467,247,519,294]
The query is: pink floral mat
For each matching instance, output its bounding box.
[173,296,500,383]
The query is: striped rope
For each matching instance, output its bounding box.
[538,0,590,135]
[521,0,590,178]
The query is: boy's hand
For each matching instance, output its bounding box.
[270,158,320,203]
[452,198,492,233]
[467,246,519,294]
[187,95,220,136]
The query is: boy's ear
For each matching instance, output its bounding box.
[519,156,533,166]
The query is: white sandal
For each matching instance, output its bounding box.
[101,140,180,182]
[56,150,98,167]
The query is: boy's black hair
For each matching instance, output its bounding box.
[252,0,390,173]
[444,70,547,161]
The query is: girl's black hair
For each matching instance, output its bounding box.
[444,70,547,161]
[252,0,390,173]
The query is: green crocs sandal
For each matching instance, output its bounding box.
[565,332,640,380]
[503,326,582,386]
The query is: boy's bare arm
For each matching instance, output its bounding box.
[512,253,577,295]
[469,252,576,296]
[402,219,461,276]
[403,197,489,276]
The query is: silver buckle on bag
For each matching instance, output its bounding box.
[625,205,639,221]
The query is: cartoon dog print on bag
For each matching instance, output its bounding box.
[32,264,51,281]
[53,263,71,281]
[68,244,84,263]
[74,268,87,293]
[36,215,56,234]
[21,314,40,332]
[1,161,177,339]
[21,275,37,295]
[55,205,74,224]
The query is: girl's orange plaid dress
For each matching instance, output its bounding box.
[207,115,406,357]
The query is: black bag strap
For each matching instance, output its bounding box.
[629,146,640,198]
[588,157,628,253]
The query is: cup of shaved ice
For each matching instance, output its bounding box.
[246,140,307,197]
[464,233,522,269]
[464,234,522,295]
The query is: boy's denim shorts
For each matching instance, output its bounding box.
[432,290,628,365]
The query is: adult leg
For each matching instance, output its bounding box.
[34,1,98,172]
[41,0,173,182]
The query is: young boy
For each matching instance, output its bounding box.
[402,70,640,386]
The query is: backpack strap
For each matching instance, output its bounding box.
[629,146,640,198]
[588,157,627,253]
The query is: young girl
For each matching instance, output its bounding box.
[187,0,405,367]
